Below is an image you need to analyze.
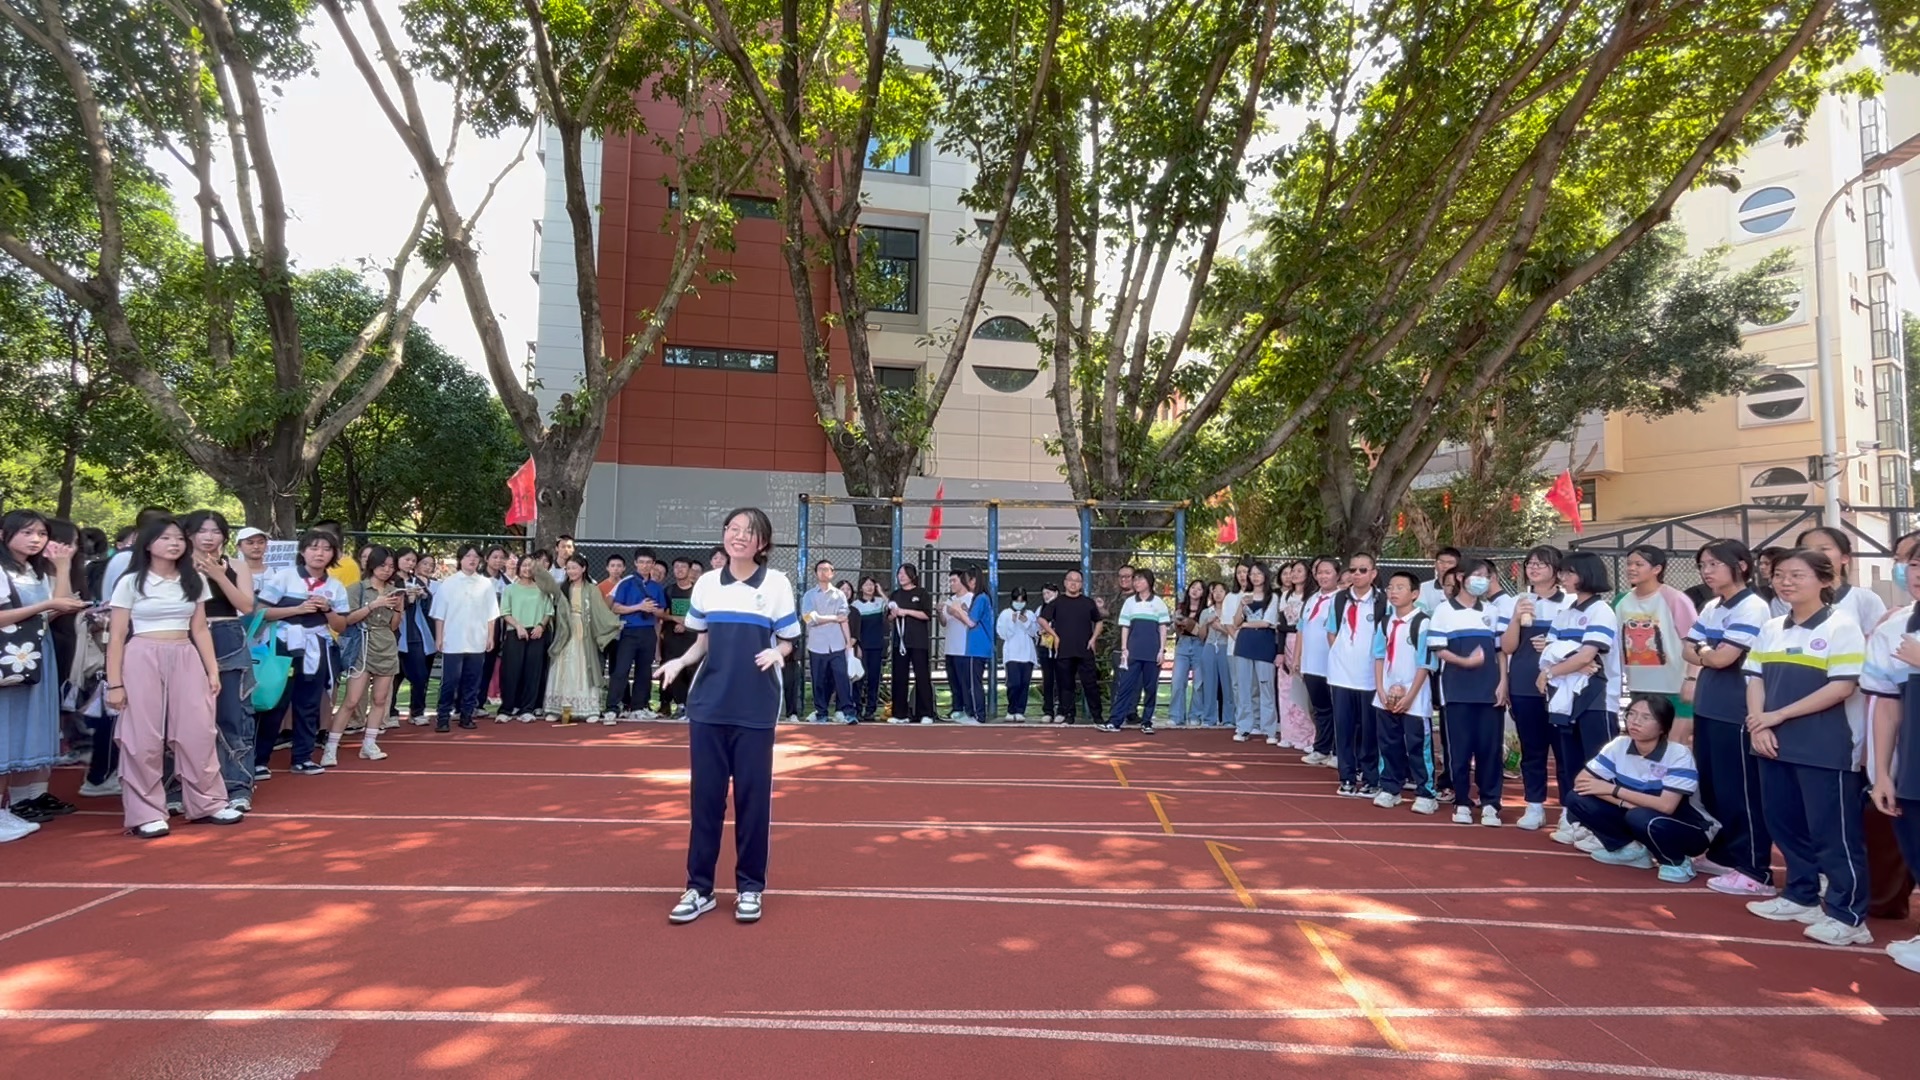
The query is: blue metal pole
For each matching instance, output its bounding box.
[1079,503,1093,585]
[891,499,904,575]
[797,494,811,581]
[1174,507,1188,597]
[987,502,1000,719]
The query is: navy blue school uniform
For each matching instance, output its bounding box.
[1565,735,1717,866]
[681,563,801,898]
[1744,607,1868,927]
[1548,596,1619,823]
[1505,590,1569,808]
[1863,602,1920,923]
[1684,588,1775,884]
[1430,598,1504,812]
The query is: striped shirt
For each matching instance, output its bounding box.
[1742,607,1864,771]
[684,565,801,728]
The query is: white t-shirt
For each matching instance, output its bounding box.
[1297,591,1336,677]
[1615,587,1688,696]
[110,572,208,635]
[1325,587,1384,691]
[429,571,502,654]
[942,592,973,657]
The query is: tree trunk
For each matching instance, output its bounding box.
[851,501,895,582]
[530,430,598,549]
[55,428,80,521]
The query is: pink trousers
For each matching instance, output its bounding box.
[115,637,226,828]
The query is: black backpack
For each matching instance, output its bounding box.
[1330,588,1389,639]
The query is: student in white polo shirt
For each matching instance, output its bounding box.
[1863,534,1920,973]
[1430,561,1508,826]
[1326,553,1386,798]
[1564,694,1716,882]
[1503,545,1569,831]
[1742,548,1870,947]
[655,508,800,926]
[1683,539,1778,898]
[1371,571,1436,813]
[1297,558,1342,766]
[1539,552,1620,844]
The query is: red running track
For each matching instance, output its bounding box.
[1,722,1915,1078]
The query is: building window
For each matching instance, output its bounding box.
[1742,463,1813,507]
[1746,271,1805,331]
[1870,275,1898,360]
[1577,478,1597,523]
[1861,97,1888,164]
[876,366,919,392]
[666,189,779,220]
[1881,455,1908,509]
[1865,185,1889,271]
[865,137,920,176]
[1736,186,1797,236]
[664,345,777,373]
[1877,364,1908,452]
[974,366,1040,393]
[1737,366,1812,427]
[973,316,1037,343]
[859,226,920,314]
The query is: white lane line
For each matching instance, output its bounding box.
[739,1005,1917,1021]
[59,810,1584,859]
[387,737,1300,766]
[0,880,1690,899]
[0,1008,1813,1079]
[0,881,1855,953]
[0,888,136,945]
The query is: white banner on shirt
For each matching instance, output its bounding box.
[265,540,298,573]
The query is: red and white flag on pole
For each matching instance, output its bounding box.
[1544,470,1584,534]
[505,458,538,527]
[924,482,945,543]
[1209,488,1238,546]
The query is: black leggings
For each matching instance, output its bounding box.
[892,646,935,720]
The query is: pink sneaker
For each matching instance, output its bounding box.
[1706,871,1777,898]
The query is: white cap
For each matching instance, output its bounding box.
[234,527,268,542]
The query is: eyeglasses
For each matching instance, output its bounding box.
[1346,566,1372,574]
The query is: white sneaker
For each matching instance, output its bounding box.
[359,743,389,761]
[953,715,982,725]
[1372,790,1403,809]
[1480,805,1502,827]
[1746,897,1822,924]
[79,777,122,798]
[668,888,716,924]
[1232,732,1250,742]
[166,799,184,815]
[199,807,245,825]
[1411,796,1438,815]
[1550,817,1581,845]
[0,810,39,843]
[1575,833,1605,853]
[1451,806,1473,825]
[918,717,935,725]
[1515,803,1546,831]
[735,891,763,922]
[229,796,252,813]
[1265,735,1280,745]
[1803,917,1872,946]
[886,717,911,724]
[1886,936,1920,973]
[1302,752,1328,765]
[319,745,339,768]
[410,716,431,726]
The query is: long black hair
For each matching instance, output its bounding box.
[129,516,206,600]
[0,509,54,580]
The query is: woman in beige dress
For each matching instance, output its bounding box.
[545,553,621,721]
[330,548,405,765]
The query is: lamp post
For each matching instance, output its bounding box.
[1815,131,1920,525]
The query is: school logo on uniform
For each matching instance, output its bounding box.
[1811,639,1826,651]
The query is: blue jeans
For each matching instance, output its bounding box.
[1168,637,1207,725]
[1004,661,1033,717]
[809,650,853,718]
[1232,655,1276,734]
[1109,659,1161,726]
[1211,641,1236,726]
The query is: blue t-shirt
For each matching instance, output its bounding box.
[683,565,801,728]
[612,575,668,630]
[965,593,994,658]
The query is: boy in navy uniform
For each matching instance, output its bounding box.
[656,509,800,925]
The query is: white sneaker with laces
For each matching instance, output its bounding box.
[1451,806,1473,824]
[1803,916,1872,946]
[1515,803,1546,831]
[1411,796,1438,815]
[229,796,252,813]
[1265,734,1280,745]
[1372,790,1402,809]
[1886,936,1920,973]
[1232,732,1250,742]
[199,807,245,825]
[1575,833,1605,853]
[887,717,911,724]
[919,717,935,724]
[79,777,122,798]
[668,888,716,924]
[1746,896,1822,924]
[736,891,763,922]
[1480,804,1502,827]
[1301,752,1328,765]
[319,745,339,768]
[1550,818,1581,845]
[359,743,389,761]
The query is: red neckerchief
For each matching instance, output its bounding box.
[1387,615,1403,666]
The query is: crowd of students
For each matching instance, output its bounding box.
[3,505,1916,970]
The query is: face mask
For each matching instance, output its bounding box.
[1466,576,1490,597]
[1012,601,1026,611]
[1898,564,1911,592]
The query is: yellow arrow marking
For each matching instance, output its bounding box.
[1297,920,1408,1051]
[1145,792,1176,835]
[1204,841,1256,909]
[1108,758,1131,787]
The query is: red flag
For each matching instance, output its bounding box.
[1544,470,1584,534]
[505,458,537,527]
[1216,515,1239,546]
[1510,494,1524,512]
[924,482,945,543]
